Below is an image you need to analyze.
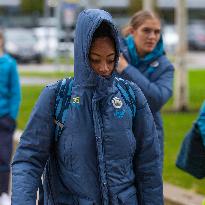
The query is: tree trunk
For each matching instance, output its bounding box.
[143,0,155,11]
[174,0,189,111]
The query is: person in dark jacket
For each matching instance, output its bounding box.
[176,100,205,179]
[12,9,163,205]
[116,10,174,169]
[0,30,21,205]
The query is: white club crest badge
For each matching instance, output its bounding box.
[112,97,123,109]
[150,60,159,67]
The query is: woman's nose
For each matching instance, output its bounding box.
[148,31,155,38]
[99,63,109,72]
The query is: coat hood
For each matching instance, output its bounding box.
[73,9,120,86]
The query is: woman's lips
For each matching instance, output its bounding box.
[145,42,156,48]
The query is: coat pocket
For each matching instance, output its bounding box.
[118,186,138,205]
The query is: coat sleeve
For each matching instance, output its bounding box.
[132,85,163,205]
[121,62,174,112]
[11,85,57,205]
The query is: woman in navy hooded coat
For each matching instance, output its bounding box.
[12,9,163,205]
[116,10,174,168]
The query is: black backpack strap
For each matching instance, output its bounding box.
[54,77,74,142]
[115,78,136,117]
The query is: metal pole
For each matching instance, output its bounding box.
[174,0,189,111]
[54,0,62,70]
[143,0,155,11]
[44,0,50,17]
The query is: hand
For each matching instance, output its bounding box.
[116,54,128,74]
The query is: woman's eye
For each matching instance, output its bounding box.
[155,30,160,35]
[143,28,160,35]
[107,59,115,64]
[143,28,151,34]
[91,59,100,64]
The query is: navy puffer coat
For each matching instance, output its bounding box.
[119,35,174,166]
[12,9,163,205]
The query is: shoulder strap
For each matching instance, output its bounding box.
[54,77,74,142]
[115,78,136,117]
[39,78,74,204]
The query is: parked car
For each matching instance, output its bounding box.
[188,22,205,50]
[162,24,178,54]
[4,28,42,63]
[163,21,205,53]
[32,27,71,58]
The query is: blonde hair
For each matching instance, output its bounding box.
[122,10,161,37]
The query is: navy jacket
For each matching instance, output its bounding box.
[12,9,163,205]
[119,37,174,163]
[176,101,205,179]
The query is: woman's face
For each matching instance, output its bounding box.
[89,37,116,77]
[131,18,161,57]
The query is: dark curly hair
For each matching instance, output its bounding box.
[91,21,117,54]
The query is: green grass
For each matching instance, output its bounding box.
[162,69,205,195]
[17,86,44,129]
[163,112,205,195]
[44,56,74,65]
[17,69,205,195]
[17,71,74,129]
[163,69,205,111]
[189,70,205,109]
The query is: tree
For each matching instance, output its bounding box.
[143,0,156,11]
[174,0,189,111]
[21,0,44,15]
[129,0,142,15]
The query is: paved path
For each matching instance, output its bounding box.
[17,51,205,86]
[18,52,205,73]
[186,51,205,69]
[19,64,73,85]
[20,77,59,85]
[19,63,73,72]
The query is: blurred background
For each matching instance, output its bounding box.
[2,0,204,204]
[1,0,205,63]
